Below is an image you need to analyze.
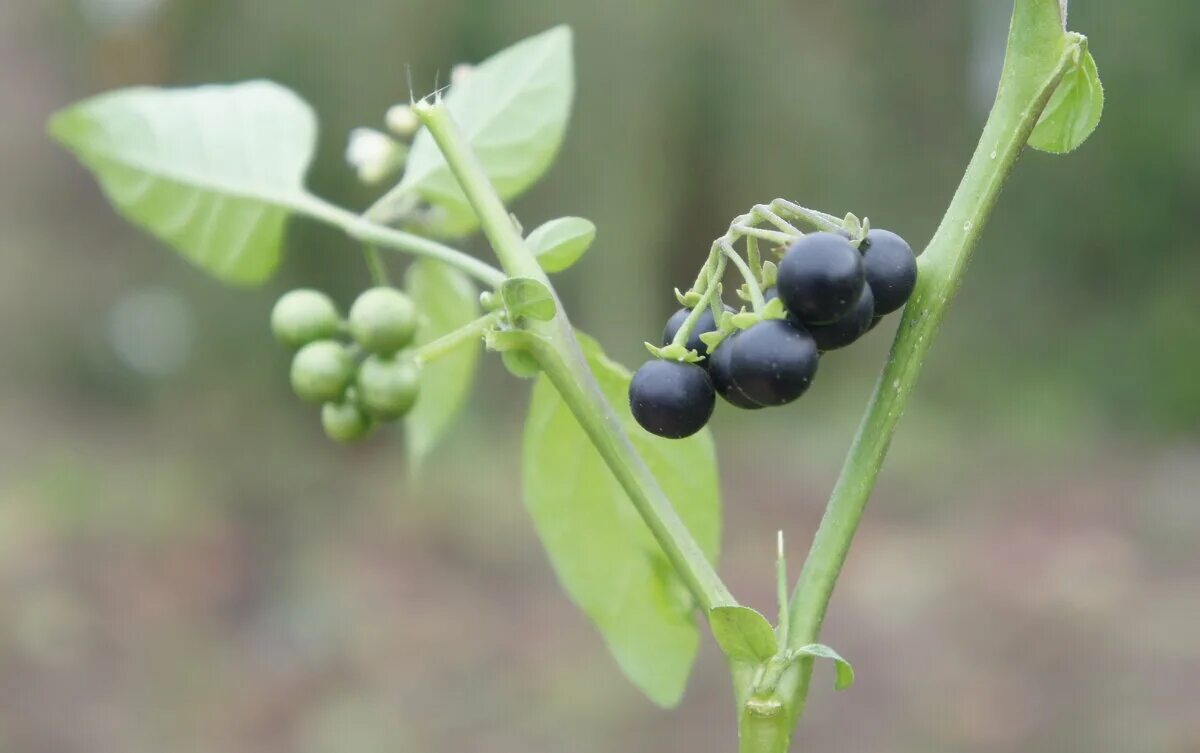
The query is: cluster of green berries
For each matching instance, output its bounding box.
[271,287,422,442]
[630,229,918,439]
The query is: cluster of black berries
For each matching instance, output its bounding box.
[629,229,917,439]
[271,287,422,442]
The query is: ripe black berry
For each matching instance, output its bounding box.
[662,304,733,359]
[725,319,818,406]
[776,232,865,324]
[861,229,918,315]
[807,284,875,352]
[629,360,715,439]
[708,331,765,409]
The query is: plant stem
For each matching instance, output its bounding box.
[671,251,726,351]
[761,10,1088,750]
[300,195,508,288]
[721,241,766,312]
[413,95,736,612]
[362,244,391,286]
[413,312,499,366]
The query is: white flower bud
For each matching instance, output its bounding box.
[385,104,419,137]
[345,128,400,184]
[450,63,475,87]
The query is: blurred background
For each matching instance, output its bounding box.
[3,0,1199,751]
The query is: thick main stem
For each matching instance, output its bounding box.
[756,16,1087,753]
[413,97,735,612]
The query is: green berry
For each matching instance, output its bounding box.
[356,354,420,419]
[321,396,373,443]
[290,340,354,403]
[271,289,340,348]
[348,287,418,355]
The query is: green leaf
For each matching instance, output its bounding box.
[48,81,316,285]
[387,26,574,236]
[710,606,778,663]
[404,260,481,468]
[522,334,721,706]
[790,643,855,691]
[526,217,595,273]
[1028,48,1103,153]
[500,277,557,322]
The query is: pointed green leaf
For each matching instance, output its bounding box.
[790,643,855,690]
[710,606,778,663]
[384,26,574,236]
[522,334,721,706]
[404,260,481,468]
[1028,48,1103,153]
[500,277,557,322]
[49,81,317,285]
[527,217,595,273]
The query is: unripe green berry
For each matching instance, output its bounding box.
[348,287,418,355]
[321,396,373,443]
[356,354,420,419]
[290,340,354,403]
[271,289,340,348]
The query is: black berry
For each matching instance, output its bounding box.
[776,232,865,324]
[725,319,818,406]
[807,284,875,351]
[662,304,733,359]
[629,360,715,439]
[861,229,918,315]
[707,331,766,410]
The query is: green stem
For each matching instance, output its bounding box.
[762,14,1088,751]
[721,241,766,312]
[413,312,499,366]
[362,244,391,286]
[671,251,726,351]
[771,200,842,233]
[413,96,735,612]
[301,195,508,288]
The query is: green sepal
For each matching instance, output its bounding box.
[697,330,726,352]
[760,260,778,289]
[759,297,787,320]
[675,288,703,308]
[731,311,759,330]
[645,342,704,363]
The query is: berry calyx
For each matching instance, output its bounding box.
[662,304,734,359]
[290,340,355,403]
[321,395,374,442]
[861,229,918,315]
[777,232,865,324]
[348,287,418,355]
[725,319,818,406]
[807,284,875,352]
[271,289,340,348]
[708,331,766,410]
[356,354,420,419]
[629,360,715,439]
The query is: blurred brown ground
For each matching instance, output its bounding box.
[2,1,1198,752]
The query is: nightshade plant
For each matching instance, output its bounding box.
[49,1,1103,750]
